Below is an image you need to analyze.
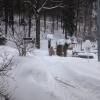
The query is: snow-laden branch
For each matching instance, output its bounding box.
[50,0,63,3]
[37,0,48,13]
[0,53,13,76]
[60,5,75,8]
[24,1,37,16]
[24,1,36,9]
[43,3,63,10]
[24,0,63,13]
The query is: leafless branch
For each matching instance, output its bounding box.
[0,53,14,76]
[24,1,36,12]
[43,3,63,10]
[8,27,34,56]
[37,0,48,13]
[50,0,63,3]
[0,53,14,100]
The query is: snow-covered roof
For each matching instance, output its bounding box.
[66,39,72,44]
[72,38,77,44]
[47,34,53,39]
[83,40,92,49]
[0,42,100,100]
[57,39,71,45]
[57,39,66,45]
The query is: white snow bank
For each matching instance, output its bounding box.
[57,39,71,45]
[0,46,18,56]
[1,46,100,100]
[47,34,54,40]
[12,57,62,100]
[9,54,100,100]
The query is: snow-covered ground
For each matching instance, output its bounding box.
[0,38,100,100]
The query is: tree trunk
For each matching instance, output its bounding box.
[36,16,40,49]
[10,6,14,35]
[96,0,100,61]
[44,12,46,33]
[51,16,54,34]
[65,29,67,39]
[75,0,79,37]
[56,16,59,30]
[28,12,31,37]
[5,7,8,37]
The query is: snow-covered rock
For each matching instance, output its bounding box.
[57,39,71,45]
[47,34,54,40]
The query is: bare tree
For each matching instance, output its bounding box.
[0,53,14,100]
[8,27,34,56]
[24,0,63,49]
[96,0,100,61]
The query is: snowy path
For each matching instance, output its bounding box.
[34,55,100,100]
[0,46,100,100]
[11,52,100,100]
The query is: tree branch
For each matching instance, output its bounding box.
[37,0,48,13]
[43,3,63,10]
[50,0,63,3]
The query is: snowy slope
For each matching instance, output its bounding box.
[0,46,98,100]
[11,54,100,100]
[0,42,100,100]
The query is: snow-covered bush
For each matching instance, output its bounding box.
[9,27,34,56]
[57,39,71,46]
[56,39,70,56]
[0,53,14,100]
[0,33,7,45]
[47,34,53,40]
[83,40,92,52]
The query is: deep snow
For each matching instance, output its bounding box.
[0,42,100,100]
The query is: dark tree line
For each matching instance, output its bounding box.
[0,0,96,48]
